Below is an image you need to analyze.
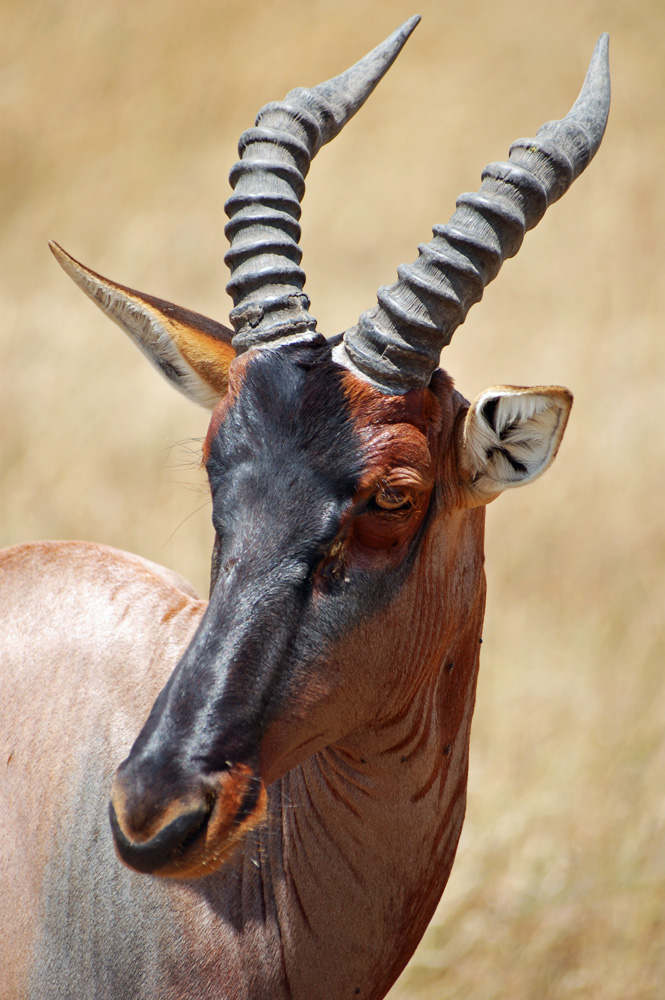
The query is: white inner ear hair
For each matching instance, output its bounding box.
[74,268,219,408]
[464,388,570,489]
[94,288,206,399]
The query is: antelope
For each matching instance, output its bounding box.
[0,17,610,1000]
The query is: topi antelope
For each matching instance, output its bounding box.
[0,17,610,1000]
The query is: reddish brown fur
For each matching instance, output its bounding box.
[1,356,562,1000]
[1,430,487,999]
[202,352,254,464]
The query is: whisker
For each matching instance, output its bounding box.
[162,500,212,546]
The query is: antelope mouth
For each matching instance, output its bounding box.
[109,763,267,879]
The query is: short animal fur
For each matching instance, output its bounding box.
[0,17,610,1000]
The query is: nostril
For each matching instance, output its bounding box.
[108,762,267,878]
[109,797,213,875]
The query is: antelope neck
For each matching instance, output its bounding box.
[219,629,483,999]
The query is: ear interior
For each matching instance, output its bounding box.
[460,385,573,501]
[50,242,235,410]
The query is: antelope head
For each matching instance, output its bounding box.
[51,17,609,878]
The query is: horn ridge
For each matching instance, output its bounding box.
[224,16,421,354]
[337,33,610,393]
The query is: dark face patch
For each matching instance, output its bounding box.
[112,340,451,874]
[171,343,433,756]
[207,342,365,588]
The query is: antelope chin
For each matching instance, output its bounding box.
[109,764,267,879]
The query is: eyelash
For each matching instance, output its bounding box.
[368,485,416,514]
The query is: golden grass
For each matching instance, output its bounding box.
[2,0,664,996]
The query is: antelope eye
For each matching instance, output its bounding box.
[372,485,415,512]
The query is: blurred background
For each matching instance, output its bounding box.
[1,0,664,996]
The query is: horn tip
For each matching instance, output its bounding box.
[579,30,611,129]
[590,32,610,77]
[384,14,421,54]
[588,31,610,79]
[402,14,422,36]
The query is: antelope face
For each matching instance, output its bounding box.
[51,18,607,878]
[108,344,465,877]
[107,342,570,878]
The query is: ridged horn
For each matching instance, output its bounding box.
[336,33,611,393]
[224,15,420,355]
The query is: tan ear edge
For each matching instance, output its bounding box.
[50,241,235,410]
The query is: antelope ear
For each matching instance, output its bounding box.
[50,242,234,410]
[458,385,572,504]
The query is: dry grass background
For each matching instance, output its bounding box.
[1,0,664,996]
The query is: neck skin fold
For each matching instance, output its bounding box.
[203,571,486,1000]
